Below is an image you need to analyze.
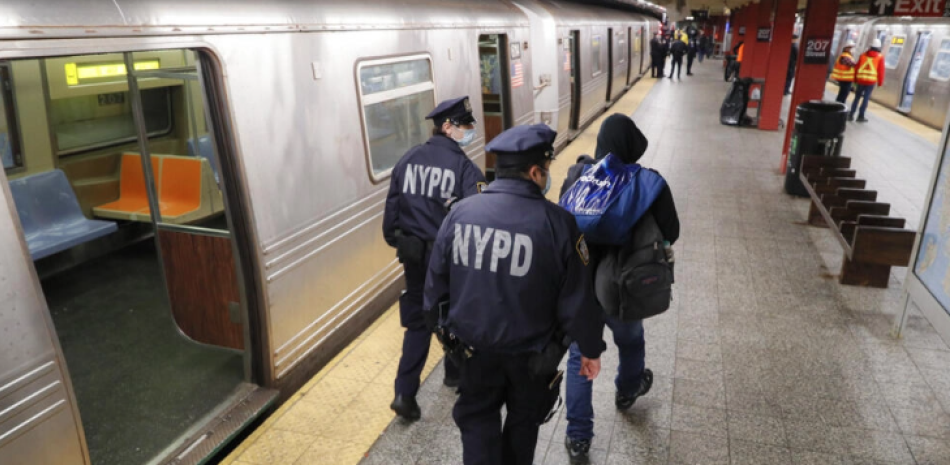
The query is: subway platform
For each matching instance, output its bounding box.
[221,60,950,465]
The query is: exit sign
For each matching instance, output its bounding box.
[870,0,950,16]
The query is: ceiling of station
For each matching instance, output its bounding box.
[640,0,872,19]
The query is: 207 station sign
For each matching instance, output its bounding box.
[870,0,950,17]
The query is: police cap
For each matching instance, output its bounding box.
[486,124,557,170]
[426,96,476,127]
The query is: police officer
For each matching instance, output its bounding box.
[383,96,487,421]
[424,124,606,465]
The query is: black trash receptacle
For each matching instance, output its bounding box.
[784,100,848,197]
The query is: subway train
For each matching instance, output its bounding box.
[0,1,660,464]
[831,14,950,129]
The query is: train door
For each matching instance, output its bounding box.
[1,49,273,465]
[829,30,845,77]
[899,31,932,112]
[626,26,634,86]
[640,26,648,75]
[570,30,582,131]
[606,28,614,103]
[478,34,513,182]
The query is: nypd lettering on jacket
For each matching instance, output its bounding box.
[403,164,456,199]
[423,178,605,358]
[382,135,486,245]
[452,223,533,276]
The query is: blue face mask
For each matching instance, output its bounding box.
[455,127,477,147]
[543,168,551,195]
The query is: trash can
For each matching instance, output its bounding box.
[784,100,848,197]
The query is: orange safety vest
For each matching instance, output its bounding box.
[736,43,745,63]
[831,52,856,83]
[856,52,884,86]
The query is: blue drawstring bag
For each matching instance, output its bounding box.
[559,153,667,245]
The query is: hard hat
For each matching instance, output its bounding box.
[844,40,856,48]
[872,38,882,49]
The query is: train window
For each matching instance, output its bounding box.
[930,39,950,81]
[885,35,906,69]
[357,56,435,178]
[592,35,603,76]
[0,63,23,171]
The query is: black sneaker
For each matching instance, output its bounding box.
[848,114,855,122]
[390,395,421,421]
[856,117,869,123]
[616,368,654,410]
[564,436,591,464]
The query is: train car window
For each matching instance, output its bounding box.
[592,35,603,76]
[47,53,175,157]
[930,39,950,81]
[0,63,23,172]
[886,35,906,69]
[357,56,435,179]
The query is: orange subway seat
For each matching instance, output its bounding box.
[158,157,202,218]
[94,153,158,217]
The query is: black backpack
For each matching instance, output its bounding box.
[593,212,673,321]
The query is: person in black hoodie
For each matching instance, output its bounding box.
[669,33,688,80]
[561,114,680,464]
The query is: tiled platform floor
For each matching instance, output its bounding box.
[359,63,950,464]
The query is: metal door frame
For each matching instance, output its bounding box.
[899,30,932,113]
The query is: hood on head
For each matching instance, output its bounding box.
[594,113,648,164]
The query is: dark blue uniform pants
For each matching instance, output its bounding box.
[850,84,874,119]
[836,81,853,104]
[395,255,458,397]
[453,352,549,465]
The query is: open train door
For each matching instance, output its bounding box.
[123,49,277,463]
[0,166,88,464]
[570,30,582,132]
[899,31,932,113]
[478,34,514,182]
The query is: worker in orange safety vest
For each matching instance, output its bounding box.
[832,40,857,104]
[849,38,885,123]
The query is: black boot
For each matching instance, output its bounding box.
[390,395,421,421]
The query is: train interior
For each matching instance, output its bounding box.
[1,49,249,464]
[478,33,513,181]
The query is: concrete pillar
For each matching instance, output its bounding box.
[780,0,841,172]
[750,0,776,79]
[759,0,798,130]
[740,2,760,78]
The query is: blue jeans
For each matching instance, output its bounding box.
[565,316,645,441]
[850,84,874,119]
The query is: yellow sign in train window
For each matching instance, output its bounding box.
[892,37,905,45]
[65,60,161,86]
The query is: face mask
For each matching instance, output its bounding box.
[541,168,551,195]
[454,127,476,147]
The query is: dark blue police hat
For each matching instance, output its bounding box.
[486,124,557,169]
[426,96,476,126]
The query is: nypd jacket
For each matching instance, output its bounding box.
[423,178,606,359]
[383,134,486,246]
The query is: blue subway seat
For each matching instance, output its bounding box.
[187,135,220,185]
[10,170,118,260]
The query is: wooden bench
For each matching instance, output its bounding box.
[799,155,916,288]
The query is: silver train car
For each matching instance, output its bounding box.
[0,1,658,464]
[832,15,950,129]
